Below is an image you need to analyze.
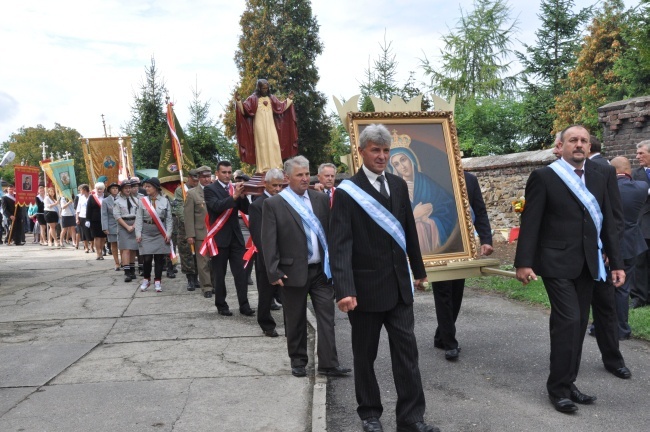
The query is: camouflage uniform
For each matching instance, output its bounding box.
[173,183,197,276]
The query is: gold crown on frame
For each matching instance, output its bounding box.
[391,130,411,148]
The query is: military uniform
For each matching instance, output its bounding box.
[174,170,200,290]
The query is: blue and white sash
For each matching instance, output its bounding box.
[279,189,331,279]
[338,180,416,292]
[549,159,607,281]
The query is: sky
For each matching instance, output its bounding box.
[0,0,637,145]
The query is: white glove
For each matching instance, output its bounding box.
[85,221,91,228]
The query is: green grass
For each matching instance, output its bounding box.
[466,266,650,342]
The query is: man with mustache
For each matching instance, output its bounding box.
[515,125,624,413]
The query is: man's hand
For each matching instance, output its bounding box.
[415,278,429,291]
[313,183,324,192]
[516,267,538,285]
[164,234,171,244]
[480,244,494,256]
[271,275,288,286]
[611,269,626,288]
[187,237,195,245]
[338,296,357,313]
[233,181,245,200]
[10,215,15,221]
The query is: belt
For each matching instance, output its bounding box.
[307,262,321,269]
[122,217,135,221]
[144,219,165,224]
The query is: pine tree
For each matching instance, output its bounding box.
[516,0,591,149]
[421,0,518,101]
[123,57,168,170]
[552,0,628,134]
[225,0,330,171]
[186,87,239,169]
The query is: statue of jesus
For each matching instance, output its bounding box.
[235,79,299,172]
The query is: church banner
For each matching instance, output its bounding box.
[39,160,55,190]
[49,159,78,200]
[158,103,195,196]
[14,165,40,205]
[81,137,134,186]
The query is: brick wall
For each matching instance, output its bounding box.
[598,95,650,166]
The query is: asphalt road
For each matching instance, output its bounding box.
[326,286,650,432]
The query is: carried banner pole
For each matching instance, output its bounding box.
[6,204,18,245]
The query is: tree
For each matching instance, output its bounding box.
[516,0,591,149]
[186,87,239,169]
[225,0,330,171]
[552,0,628,134]
[421,0,519,101]
[359,36,431,112]
[1,124,86,185]
[454,97,525,157]
[123,57,168,170]
[613,0,650,97]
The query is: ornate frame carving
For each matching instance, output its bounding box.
[347,111,477,266]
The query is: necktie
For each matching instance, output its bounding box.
[646,168,650,182]
[377,175,389,199]
[574,169,584,178]
[302,196,313,259]
[326,189,331,198]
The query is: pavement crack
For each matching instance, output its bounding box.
[170,378,195,431]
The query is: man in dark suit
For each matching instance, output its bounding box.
[315,162,337,207]
[432,171,493,361]
[515,125,625,414]
[249,168,284,337]
[261,156,349,378]
[1,185,23,246]
[631,140,650,308]
[203,160,254,317]
[588,135,607,165]
[610,156,648,338]
[330,124,439,432]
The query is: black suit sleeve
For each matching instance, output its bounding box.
[465,172,492,245]
[514,170,546,269]
[249,200,263,251]
[261,198,284,282]
[204,184,237,217]
[329,189,357,300]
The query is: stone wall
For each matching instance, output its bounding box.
[461,149,556,240]
[598,95,650,165]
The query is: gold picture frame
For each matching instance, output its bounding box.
[348,111,477,266]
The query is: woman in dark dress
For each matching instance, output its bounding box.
[86,182,107,260]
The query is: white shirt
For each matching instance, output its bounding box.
[76,194,88,218]
[362,165,390,196]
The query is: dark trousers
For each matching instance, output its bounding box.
[280,264,338,369]
[142,254,164,281]
[542,265,594,399]
[348,302,426,425]
[432,279,465,350]
[255,255,277,332]
[631,241,650,305]
[591,275,625,369]
[9,214,24,245]
[615,258,637,339]
[210,242,250,311]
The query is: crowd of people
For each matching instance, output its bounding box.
[2,123,649,432]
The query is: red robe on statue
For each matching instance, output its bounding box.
[235,93,299,167]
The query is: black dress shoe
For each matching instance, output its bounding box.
[291,366,306,377]
[263,329,279,337]
[270,303,282,310]
[204,291,212,298]
[605,365,632,379]
[317,366,352,376]
[396,421,441,432]
[218,309,233,316]
[629,298,644,309]
[549,396,578,413]
[362,417,383,432]
[240,308,256,316]
[570,389,597,404]
[445,348,460,361]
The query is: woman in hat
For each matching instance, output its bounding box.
[114,180,139,282]
[135,177,173,292]
[102,182,121,270]
[86,182,107,260]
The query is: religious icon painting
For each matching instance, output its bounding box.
[348,111,477,266]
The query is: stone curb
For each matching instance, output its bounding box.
[306,307,327,432]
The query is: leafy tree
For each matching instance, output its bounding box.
[516,0,592,149]
[225,0,330,171]
[552,0,628,133]
[613,0,650,97]
[1,124,86,184]
[123,57,168,170]
[454,97,525,157]
[421,0,518,101]
[186,87,239,169]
